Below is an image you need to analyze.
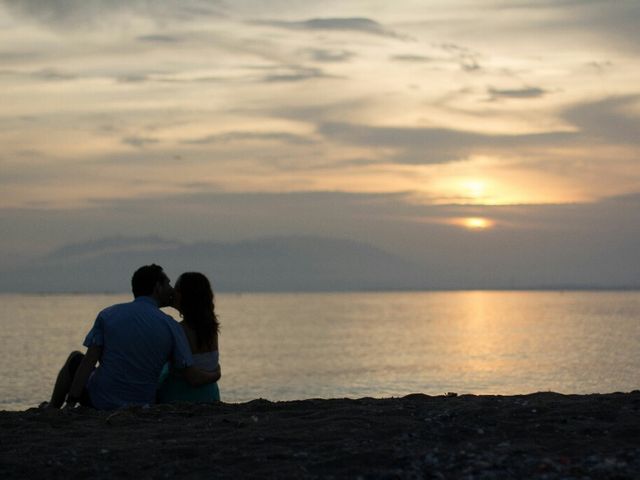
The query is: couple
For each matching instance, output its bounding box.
[48,264,221,410]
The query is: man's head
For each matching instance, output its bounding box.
[131,264,174,307]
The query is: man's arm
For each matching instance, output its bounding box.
[66,345,102,406]
[182,364,221,387]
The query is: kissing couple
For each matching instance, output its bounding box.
[46,264,221,410]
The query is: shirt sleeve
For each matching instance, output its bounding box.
[83,314,105,348]
[169,320,194,369]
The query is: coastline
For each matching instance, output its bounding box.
[2,392,639,479]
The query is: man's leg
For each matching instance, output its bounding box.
[49,351,84,408]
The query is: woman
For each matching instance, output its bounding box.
[158,272,221,403]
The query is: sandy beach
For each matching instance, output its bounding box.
[2,392,640,479]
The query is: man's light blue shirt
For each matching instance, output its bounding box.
[83,296,193,410]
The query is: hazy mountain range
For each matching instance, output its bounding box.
[0,235,432,293]
[2,234,637,293]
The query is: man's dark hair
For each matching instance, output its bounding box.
[131,264,166,298]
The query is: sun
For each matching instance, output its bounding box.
[446,216,495,230]
[462,180,486,199]
[462,217,494,230]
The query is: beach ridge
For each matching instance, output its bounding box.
[2,391,639,479]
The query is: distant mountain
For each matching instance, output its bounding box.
[45,235,182,261]
[0,235,430,293]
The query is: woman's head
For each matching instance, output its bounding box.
[175,272,219,349]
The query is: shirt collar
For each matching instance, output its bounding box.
[134,296,159,307]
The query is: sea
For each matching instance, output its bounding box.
[1,291,639,411]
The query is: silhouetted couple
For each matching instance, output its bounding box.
[47,265,221,410]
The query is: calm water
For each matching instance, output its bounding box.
[1,291,639,411]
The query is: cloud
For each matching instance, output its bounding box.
[254,17,405,39]
[136,35,182,43]
[0,50,45,64]
[116,74,151,83]
[181,131,315,146]
[0,68,77,82]
[563,95,640,145]
[264,97,389,128]
[259,66,336,83]
[318,121,574,164]
[114,71,229,84]
[494,1,640,52]
[3,66,228,86]
[32,68,77,81]
[122,136,160,148]
[437,43,482,72]
[488,86,548,100]
[585,60,613,73]
[310,95,639,165]
[576,4,640,51]
[305,49,355,63]
[390,55,433,63]
[316,122,455,164]
[0,0,225,28]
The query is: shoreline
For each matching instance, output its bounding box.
[3,288,640,295]
[2,392,640,479]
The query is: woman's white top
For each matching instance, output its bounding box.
[192,350,219,372]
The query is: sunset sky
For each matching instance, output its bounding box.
[1,1,639,288]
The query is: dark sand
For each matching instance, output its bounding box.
[2,392,640,479]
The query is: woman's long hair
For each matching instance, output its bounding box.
[175,272,220,350]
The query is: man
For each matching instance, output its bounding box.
[48,264,220,409]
